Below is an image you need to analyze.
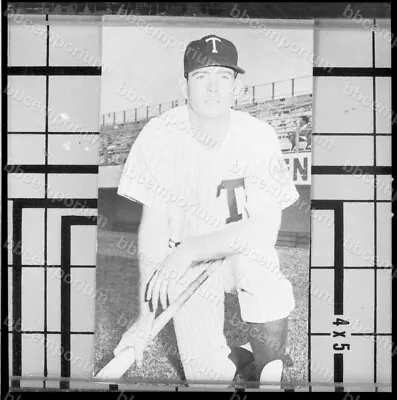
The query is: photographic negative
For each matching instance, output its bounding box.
[94,17,313,389]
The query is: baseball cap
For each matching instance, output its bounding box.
[184,34,245,78]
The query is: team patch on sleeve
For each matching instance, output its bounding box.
[268,153,292,188]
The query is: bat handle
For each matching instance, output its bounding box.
[150,258,221,338]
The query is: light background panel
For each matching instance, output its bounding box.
[376,336,392,386]
[343,270,374,334]
[376,269,391,334]
[8,134,46,165]
[70,225,97,266]
[311,174,375,200]
[46,268,62,332]
[310,270,334,333]
[47,174,98,199]
[312,136,374,166]
[70,268,96,332]
[374,20,391,68]
[310,210,334,266]
[48,134,99,165]
[375,77,391,134]
[48,76,101,133]
[312,77,373,134]
[21,268,44,331]
[46,334,62,388]
[343,337,375,390]
[376,203,391,268]
[21,334,45,387]
[8,14,47,66]
[376,136,391,166]
[69,334,95,386]
[7,76,47,132]
[21,208,45,265]
[314,25,372,67]
[375,175,392,201]
[310,336,335,392]
[343,203,374,267]
[48,25,102,67]
[8,173,46,198]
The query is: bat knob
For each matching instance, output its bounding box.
[95,347,136,381]
[169,239,181,248]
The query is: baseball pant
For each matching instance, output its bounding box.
[166,247,295,383]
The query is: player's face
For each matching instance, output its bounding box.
[186,66,236,118]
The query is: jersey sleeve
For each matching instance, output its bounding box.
[117,118,171,217]
[244,123,299,217]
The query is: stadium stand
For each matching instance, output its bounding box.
[99,93,312,166]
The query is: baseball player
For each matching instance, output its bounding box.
[113,34,299,388]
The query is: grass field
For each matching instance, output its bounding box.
[94,228,309,388]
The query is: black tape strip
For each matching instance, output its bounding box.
[311,201,344,315]
[11,206,22,389]
[60,217,71,389]
[60,216,97,389]
[334,353,344,392]
[334,203,344,316]
[312,166,391,175]
[12,199,98,209]
[6,165,99,174]
[8,66,101,75]
[6,3,391,18]
[313,67,391,77]
[7,131,100,135]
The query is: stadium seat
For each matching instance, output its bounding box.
[99,94,313,165]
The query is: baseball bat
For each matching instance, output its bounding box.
[95,259,220,381]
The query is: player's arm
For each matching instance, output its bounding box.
[181,201,281,264]
[116,116,172,312]
[182,129,298,264]
[112,204,170,361]
[138,205,170,316]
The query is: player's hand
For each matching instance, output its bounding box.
[113,313,154,368]
[146,243,194,312]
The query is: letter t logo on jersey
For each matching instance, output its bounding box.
[206,37,221,53]
[217,178,245,224]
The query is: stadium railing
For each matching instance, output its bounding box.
[100,75,312,126]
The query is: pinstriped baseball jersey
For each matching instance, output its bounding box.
[118,104,299,248]
[117,104,299,381]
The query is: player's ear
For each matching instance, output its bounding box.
[232,77,245,102]
[179,77,188,100]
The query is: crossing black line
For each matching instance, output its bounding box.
[60,216,97,390]
[313,67,391,77]
[8,66,101,76]
[6,165,98,174]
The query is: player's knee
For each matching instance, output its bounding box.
[263,335,286,357]
[258,359,284,385]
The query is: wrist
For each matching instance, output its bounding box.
[139,303,155,321]
[179,238,197,265]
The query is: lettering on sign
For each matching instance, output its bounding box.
[283,153,311,184]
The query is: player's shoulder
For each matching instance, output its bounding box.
[153,104,189,129]
[137,104,188,143]
[230,108,279,146]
